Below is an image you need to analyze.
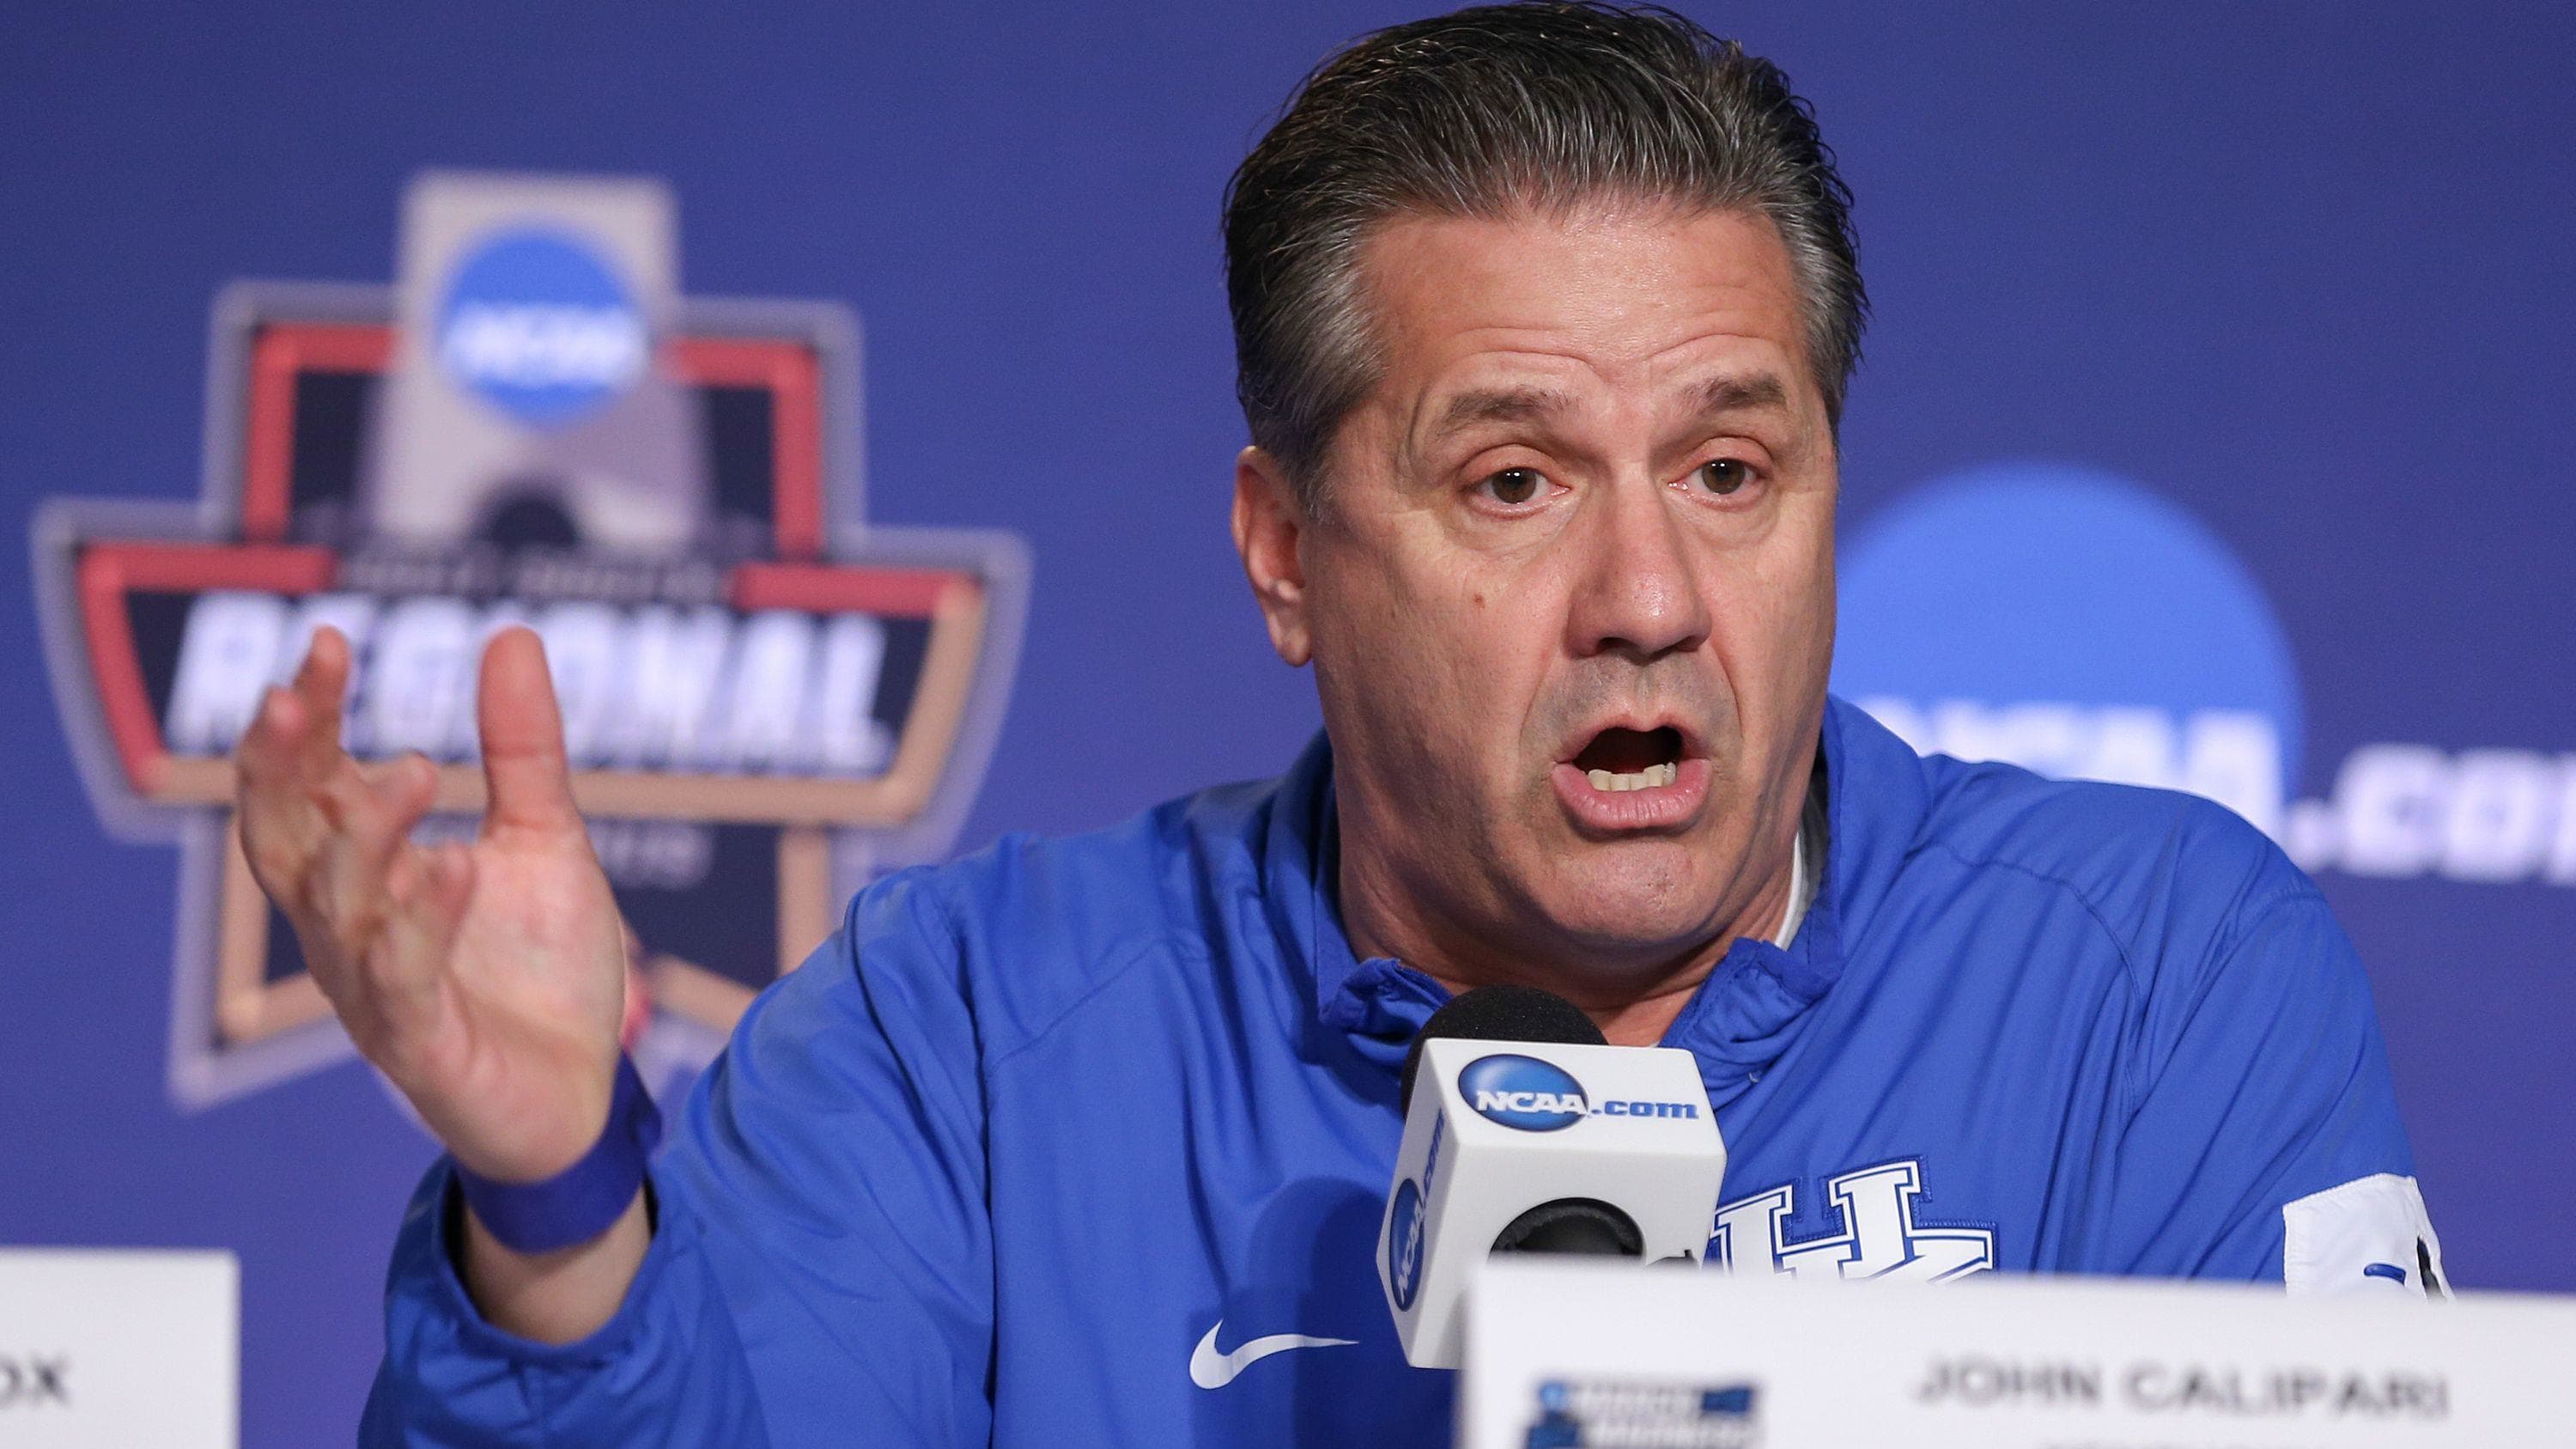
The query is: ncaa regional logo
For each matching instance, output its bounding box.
[32,171,1028,1109]
[1838,462,2576,887]
[1528,1378,1759,1449]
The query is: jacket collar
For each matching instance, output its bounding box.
[1258,734,1444,1075]
[1262,697,1929,1095]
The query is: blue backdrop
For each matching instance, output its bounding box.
[4,3,2570,1441]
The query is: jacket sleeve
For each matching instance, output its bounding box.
[2105,885,2447,1296]
[361,868,996,1445]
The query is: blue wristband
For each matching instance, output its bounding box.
[456,1056,663,1254]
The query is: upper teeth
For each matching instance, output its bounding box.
[1588,762,1678,792]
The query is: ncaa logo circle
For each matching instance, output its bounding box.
[1385,1178,1426,1309]
[436,228,648,429]
[1460,1054,1589,1132]
[1833,462,2304,837]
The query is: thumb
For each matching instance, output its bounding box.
[477,626,580,837]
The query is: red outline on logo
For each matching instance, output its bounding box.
[240,325,824,558]
[78,542,337,795]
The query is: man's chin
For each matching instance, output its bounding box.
[1515,862,1735,965]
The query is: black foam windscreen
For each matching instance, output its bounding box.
[1398,983,1606,1115]
[1489,1197,1643,1257]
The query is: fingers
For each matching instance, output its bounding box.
[309,754,439,941]
[283,753,439,1006]
[477,627,582,839]
[236,627,356,888]
[225,630,478,1063]
[289,625,351,761]
[361,840,477,1049]
[237,698,317,893]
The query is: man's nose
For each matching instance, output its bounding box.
[1564,472,1711,662]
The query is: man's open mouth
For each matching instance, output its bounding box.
[1569,725,1686,792]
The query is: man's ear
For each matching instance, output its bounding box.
[1232,446,1312,667]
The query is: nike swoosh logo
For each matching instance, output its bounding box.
[1188,1320,1358,1389]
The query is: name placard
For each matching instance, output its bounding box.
[1461,1262,2576,1447]
[0,1249,238,1448]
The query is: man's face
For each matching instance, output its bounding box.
[1243,203,1838,980]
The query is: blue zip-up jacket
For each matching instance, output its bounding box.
[362,698,2436,1445]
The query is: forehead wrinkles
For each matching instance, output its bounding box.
[1344,209,1819,501]
[1375,205,1800,342]
[1400,334,1795,469]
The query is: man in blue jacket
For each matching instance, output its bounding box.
[235,3,2441,1444]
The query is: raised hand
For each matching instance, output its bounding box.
[235,624,629,1186]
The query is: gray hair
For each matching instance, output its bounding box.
[1223,2,1867,510]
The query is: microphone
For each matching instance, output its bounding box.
[1377,985,1727,1368]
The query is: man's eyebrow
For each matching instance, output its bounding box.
[1426,374,1792,440]
[1426,386,1577,438]
[1692,371,1791,417]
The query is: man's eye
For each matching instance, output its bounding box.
[1697,458,1751,496]
[1480,467,1545,506]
